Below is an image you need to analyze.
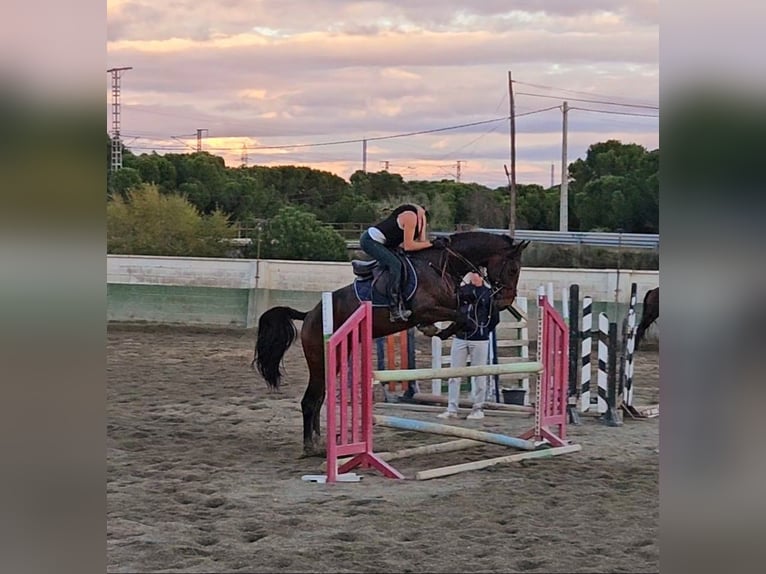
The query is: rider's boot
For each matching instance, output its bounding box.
[388,286,412,322]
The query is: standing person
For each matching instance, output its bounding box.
[437,271,500,420]
[359,204,444,322]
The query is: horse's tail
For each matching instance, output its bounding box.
[251,306,308,390]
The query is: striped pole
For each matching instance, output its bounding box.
[623,283,637,407]
[600,321,622,426]
[597,312,609,414]
[567,284,581,424]
[580,296,593,412]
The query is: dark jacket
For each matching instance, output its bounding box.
[456,283,499,341]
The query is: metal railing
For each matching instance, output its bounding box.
[235,222,659,250]
[470,229,659,250]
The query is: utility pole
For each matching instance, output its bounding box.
[550,163,554,188]
[241,144,248,167]
[456,160,464,183]
[508,70,517,236]
[362,139,367,173]
[560,101,570,231]
[107,66,132,172]
[380,160,389,171]
[196,128,208,152]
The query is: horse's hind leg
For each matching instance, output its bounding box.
[300,381,324,457]
[300,339,327,457]
[313,393,325,438]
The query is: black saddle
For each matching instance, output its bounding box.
[351,259,379,277]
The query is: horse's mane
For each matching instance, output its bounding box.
[406,230,523,280]
[446,230,517,250]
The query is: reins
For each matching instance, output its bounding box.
[435,245,509,300]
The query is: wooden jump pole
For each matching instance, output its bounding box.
[410,392,534,414]
[376,402,529,417]
[415,444,583,481]
[373,414,537,451]
[373,361,543,383]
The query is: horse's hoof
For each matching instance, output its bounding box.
[418,325,439,337]
[300,448,326,459]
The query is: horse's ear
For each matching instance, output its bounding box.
[516,239,531,252]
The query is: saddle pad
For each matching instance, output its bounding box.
[353,257,418,307]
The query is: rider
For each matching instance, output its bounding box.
[360,203,444,322]
[437,270,500,420]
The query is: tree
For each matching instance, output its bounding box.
[569,140,659,233]
[108,167,142,198]
[515,184,559,230]
[107,183,236,257]
[252,205,348,262]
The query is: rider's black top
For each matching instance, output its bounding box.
[374,204,423,248]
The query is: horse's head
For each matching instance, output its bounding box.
[424,231,530,309]
[485,238,530,309]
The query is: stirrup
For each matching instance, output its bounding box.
[389,301,411,322]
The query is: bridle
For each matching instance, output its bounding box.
[435,246,517,307]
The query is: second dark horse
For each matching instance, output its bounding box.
[635,286,659,349]
[252,231,530,456]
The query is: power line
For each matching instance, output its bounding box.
[170,135,197,151]
[516,90,659,110]
[513,80,658,108]
[122,103,567,160]
[515,104,562,117]
[125,107,561,155]
[569,107,659,118]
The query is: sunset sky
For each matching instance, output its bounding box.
[106,0,658,188]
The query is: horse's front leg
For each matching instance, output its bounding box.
[416,323,443,337]
[435,322,460,340]
[413,306,467,338]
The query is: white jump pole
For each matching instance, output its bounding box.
[373,414,537,451]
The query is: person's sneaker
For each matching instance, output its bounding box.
[466,409,485,420]
[437,410,459,419]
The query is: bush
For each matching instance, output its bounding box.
[250,205,349,262]
[520,242,658,270]
[107,183,236,257]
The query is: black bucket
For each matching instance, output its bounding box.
[501,388,526,406]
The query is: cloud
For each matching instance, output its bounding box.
[108,1,658,41]
[107,0,658,188]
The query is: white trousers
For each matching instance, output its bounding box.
[447,337,490,412]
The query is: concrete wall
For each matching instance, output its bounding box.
[107,255,659,334]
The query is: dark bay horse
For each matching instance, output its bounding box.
[635,286,659,348]
[252,231,530,455]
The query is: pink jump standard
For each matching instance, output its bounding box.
[518,289,570,447]
[323,295,403,484]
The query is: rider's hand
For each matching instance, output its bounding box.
[431,236,451,249]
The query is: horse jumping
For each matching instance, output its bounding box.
[252,231,530,456]
[635,287,659,349]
